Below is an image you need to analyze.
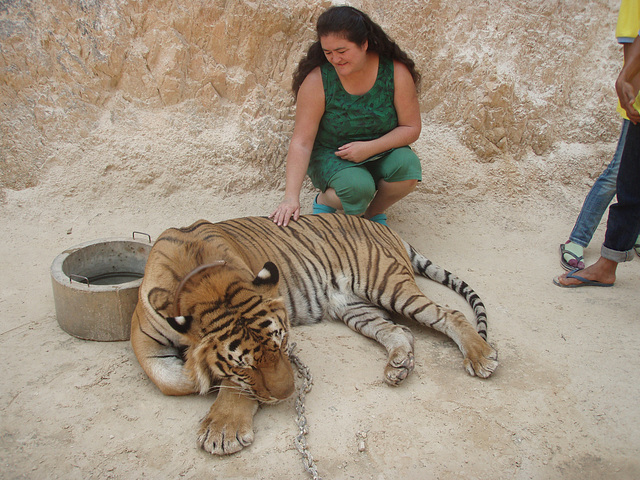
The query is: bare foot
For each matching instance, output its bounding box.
[554,257,617,287]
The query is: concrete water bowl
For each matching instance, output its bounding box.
[50,235,152,341]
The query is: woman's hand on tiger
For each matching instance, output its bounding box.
[269,198,300,227]
[335,141,373,163]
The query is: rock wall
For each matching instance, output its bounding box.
[0,0,622,201]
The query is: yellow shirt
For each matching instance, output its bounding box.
[616,0,640,119]
[616,0,640,41]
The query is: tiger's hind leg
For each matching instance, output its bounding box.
[391,284,498,378]
[429,308,498,378]
[329,297,415,386]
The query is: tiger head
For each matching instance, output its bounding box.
[159,261,295,403]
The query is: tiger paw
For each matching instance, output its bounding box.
[198,415,255,455]
[384,350,415,386]
[197,389,259,455]
[462,340,498,379]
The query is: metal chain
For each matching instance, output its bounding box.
[288,343,322,480]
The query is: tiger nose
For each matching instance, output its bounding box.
[262,352,295,400]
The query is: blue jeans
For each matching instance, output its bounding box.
[602,120,640,263]
[569,120,630,247]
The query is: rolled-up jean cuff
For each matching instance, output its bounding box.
[601,244,636,263]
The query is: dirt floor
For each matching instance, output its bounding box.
[1,183,639,480]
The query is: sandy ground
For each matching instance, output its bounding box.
[1,184,639,480]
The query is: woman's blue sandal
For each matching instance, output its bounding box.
[312,194,337,214]
[367,214,388,226]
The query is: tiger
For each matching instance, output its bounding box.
[130,214,498,456]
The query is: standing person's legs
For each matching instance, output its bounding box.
[561,120,630,269]
[569,120,629,247]
[602,121,640,259]
[555,120,640,287]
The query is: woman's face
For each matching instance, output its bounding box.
[320,33,368,77]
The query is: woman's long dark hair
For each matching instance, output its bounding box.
[292,6,421,98]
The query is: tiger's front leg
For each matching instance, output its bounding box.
[332,298,416,386]
[198,380,259,455]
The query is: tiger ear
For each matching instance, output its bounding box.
[148,287,173,316]
[166,315,193,334]
[253,262,279,288]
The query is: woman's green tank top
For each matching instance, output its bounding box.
[307,56,398,190]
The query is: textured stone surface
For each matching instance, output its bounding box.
[0,0,622,198]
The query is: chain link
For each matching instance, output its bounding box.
[288,343,322,480]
